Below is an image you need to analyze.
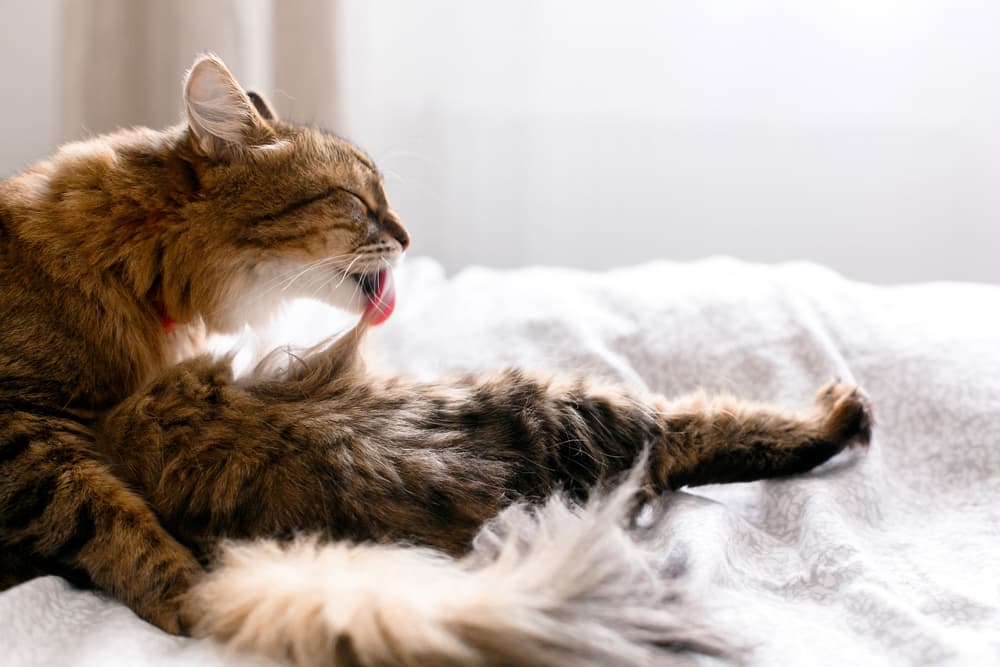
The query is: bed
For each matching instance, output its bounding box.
[3,256,999,666]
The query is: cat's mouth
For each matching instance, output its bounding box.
[352,266,396,325]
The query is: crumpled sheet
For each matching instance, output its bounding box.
[3,256,999,666]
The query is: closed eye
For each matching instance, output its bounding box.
[249,188,340,224]
[334,187,375,215]
[248,187,368,224]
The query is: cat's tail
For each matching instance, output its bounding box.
[185,469,731,667]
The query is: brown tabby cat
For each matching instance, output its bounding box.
[0,55,872,665]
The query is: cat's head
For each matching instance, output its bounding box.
[165,55,408,333]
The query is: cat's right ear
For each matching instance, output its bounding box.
[183,55,274,161]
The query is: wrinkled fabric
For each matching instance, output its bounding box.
[3,256,999,666]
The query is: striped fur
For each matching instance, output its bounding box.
[100,319,870,665]
[102,325,872,563]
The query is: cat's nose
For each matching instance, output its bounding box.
[383,214,410,251]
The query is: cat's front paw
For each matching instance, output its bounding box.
[132,556,204,636]
[139,597,190,636]
[813,380,873,447]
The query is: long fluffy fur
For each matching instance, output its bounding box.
[187,465,730,667]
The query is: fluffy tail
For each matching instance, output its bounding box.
[186,471,730,667]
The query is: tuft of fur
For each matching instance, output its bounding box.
[187,464,731,667]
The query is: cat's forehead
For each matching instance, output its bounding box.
[327,136,388,208]
[272,124,389,208]
[304,128,375,170]
[344,143,377,174]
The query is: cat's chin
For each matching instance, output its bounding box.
[201,262,399,334]
[317,266,396,326]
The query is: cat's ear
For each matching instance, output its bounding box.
[183,55,273,160]
[246,91,278,121]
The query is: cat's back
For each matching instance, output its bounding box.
[0,185,79,405]
[0,183,48,348]
[0,155,137,410]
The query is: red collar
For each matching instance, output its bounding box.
[150,296,178,333]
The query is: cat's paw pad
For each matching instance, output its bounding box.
[814,380,873,447]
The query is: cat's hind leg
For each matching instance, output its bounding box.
[654,380,872,489]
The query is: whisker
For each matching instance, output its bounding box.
[276,257,339,292]
[333,256,364,289]
[192,248,402,327]
[256,254,356,294]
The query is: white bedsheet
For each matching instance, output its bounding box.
[3,256,999,666]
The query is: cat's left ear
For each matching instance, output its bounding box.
[246,91,278,121]
[183,55,274,161]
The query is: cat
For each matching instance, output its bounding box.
[0,55,872,666]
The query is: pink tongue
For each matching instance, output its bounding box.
[363,267,396,326]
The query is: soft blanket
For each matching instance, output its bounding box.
[3,257,999,666]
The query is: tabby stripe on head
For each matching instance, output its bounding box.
[248,188,340,224]
[234,222,358,249]
[348,147,377,172]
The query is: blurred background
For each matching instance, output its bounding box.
[1,0,998,283]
